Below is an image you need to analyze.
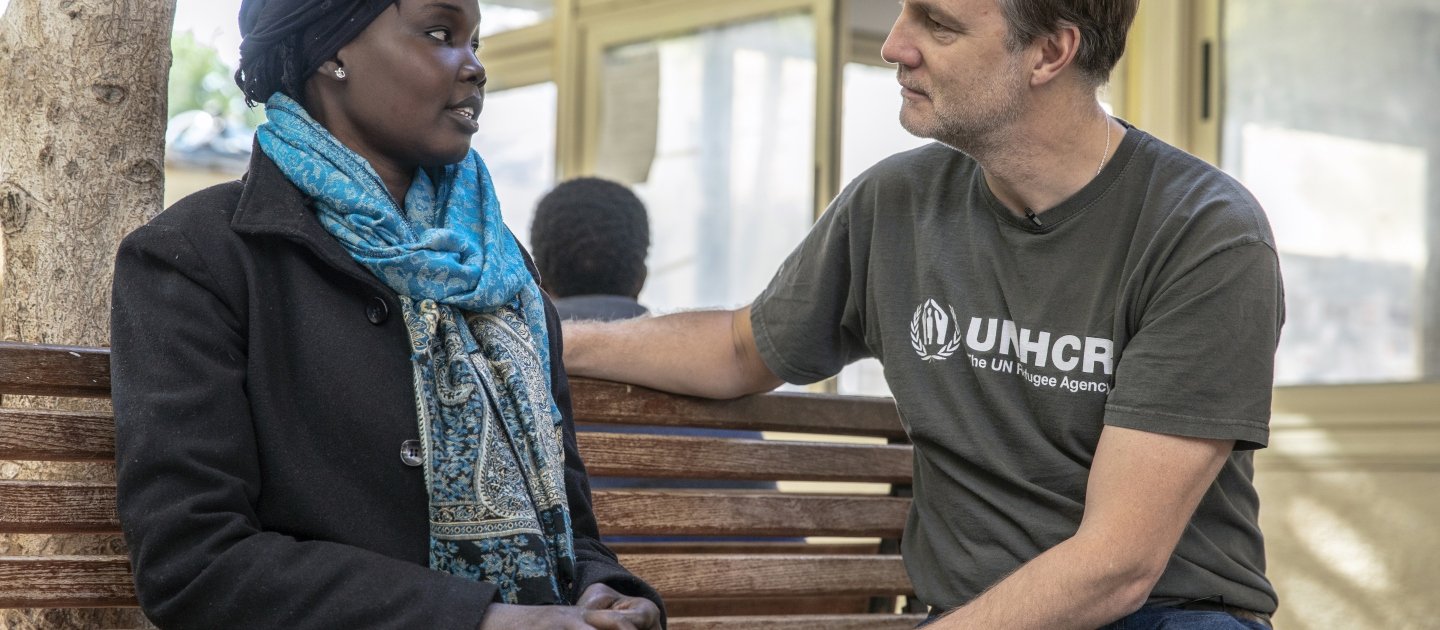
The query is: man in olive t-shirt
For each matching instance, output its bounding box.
[564,1,1282,628]
[751,130,1281,621]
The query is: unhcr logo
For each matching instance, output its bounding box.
[910,299,963,361]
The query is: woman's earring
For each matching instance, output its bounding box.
[333,67,347,79]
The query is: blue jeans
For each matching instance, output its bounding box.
[917,606,1270,629]
[1100,606,1271,629]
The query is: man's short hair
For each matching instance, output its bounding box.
[530,177,650,299]
[997,0,1139,87]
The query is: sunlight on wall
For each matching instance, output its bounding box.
[1287,495,1394,590]
[1257,463,1440,627]
[1281,575,1376,630]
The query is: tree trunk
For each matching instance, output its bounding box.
[1,0,175,626]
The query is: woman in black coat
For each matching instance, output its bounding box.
[109,2,662,628]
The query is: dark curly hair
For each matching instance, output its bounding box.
[234,33,310,107]
[530,178,650,298]
[233,0,399,107]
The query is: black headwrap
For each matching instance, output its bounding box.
[235,0,397,105]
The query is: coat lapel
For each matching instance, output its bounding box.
[231,142,397,297]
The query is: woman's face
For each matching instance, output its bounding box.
[317,1,485,172]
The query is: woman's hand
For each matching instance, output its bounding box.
[577,583,663,630]
[476,603,601,630]
[476,590,661,630]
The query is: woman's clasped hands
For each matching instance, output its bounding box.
[479,583,662,630]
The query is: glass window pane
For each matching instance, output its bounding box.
[834,1,921,397]
[596,13,817,312]
[834,62,931,397]
[471,82,557,247]
[480,1,552,38]
[844,0,897,65]
[840,63,931,196]
[1221,0,1440,385]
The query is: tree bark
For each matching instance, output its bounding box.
[1,0,175,626]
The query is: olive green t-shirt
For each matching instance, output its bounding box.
[750,127,1282,614]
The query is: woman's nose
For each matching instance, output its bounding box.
[462,50,486,86]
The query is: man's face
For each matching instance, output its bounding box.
[881,0,1032,149]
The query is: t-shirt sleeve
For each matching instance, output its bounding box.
[1104,241,1284,450]
[749,188,872,385]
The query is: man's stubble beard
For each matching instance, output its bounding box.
[897,64,1028,158]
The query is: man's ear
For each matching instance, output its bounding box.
[629,269,648,299]
[1029,22,1082,87]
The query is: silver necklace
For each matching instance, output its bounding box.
[1096,115,1112,177]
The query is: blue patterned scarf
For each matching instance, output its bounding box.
[257,93,576,604]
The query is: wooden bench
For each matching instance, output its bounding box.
[0,341,923,628]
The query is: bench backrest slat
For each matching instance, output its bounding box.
[0,409,114,461]
[0,411,914,484]
[0,557,135,608]
[668,615,927,630]
[0,483,909,539]
[0,345,906,439]
[591,491,908,538]
[578,433,912,483]
[0,343,111,398]
[617,554,912,598]
[607,541,881,555]
[564,377,906,440]
[0,482,118,534]
[0,554,915,609]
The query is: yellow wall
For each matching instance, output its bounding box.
[1257,470,1440,627]
[1260,384,1440,627]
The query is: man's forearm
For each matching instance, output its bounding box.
[563,307,783,399]
[932,428,1231,629]
[930,534,1156,629]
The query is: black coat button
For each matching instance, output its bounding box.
[366,297,389,325]
[400,440,423,467]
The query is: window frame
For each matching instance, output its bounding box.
[482,21,556,92]
[1124,0,1440,445]
[558,0,839,221]
[1110,0,1221,163]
